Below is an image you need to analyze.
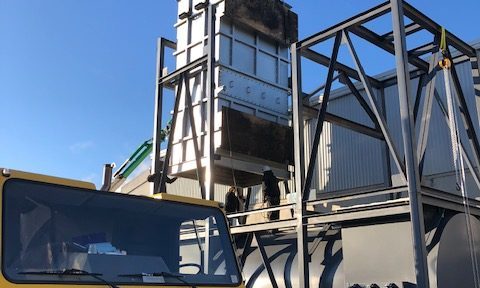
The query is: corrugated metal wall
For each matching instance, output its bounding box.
[309,56,480,197]
[306,91,387,195]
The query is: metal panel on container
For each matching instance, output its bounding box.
[218,68,289,114]
[233,42,255,74]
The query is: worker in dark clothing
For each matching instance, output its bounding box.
[225,186,240,226]
[262,166,280,221]
[147,171,177,192]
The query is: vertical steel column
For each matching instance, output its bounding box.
[203,3,216,275]
[291,42,309,288]
[205,4,216,201]
[152,38,166,194]
[390,0,430,286]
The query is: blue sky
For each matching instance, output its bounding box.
[1,0,479,188]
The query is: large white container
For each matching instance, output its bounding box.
[168,0,297,186]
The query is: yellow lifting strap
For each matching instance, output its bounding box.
[440,27,447,53]
[439,27,451,69]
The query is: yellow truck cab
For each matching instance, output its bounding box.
[0,169,244,288]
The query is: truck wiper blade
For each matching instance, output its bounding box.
[118,271,196,287]
[19,268,119,288]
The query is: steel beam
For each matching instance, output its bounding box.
[416,52,440,171]
[308,186,407,206]
[402,1,476,57]
[303,31,342,202]
[203,3,217,275]
[350,25,429,71]
[413,74,426,123]
[303,105,384,140]
[382,22,423,42]
[227,204,294,219]
[291,40,309,288]
[183,76,206,199]
[381,51,473,88]
[254,232,279,288]
[409,42,436,58]
[344,30,407,179]
[152,38,168,193]
[239,232,253,267]
[422,187,480,216]
[205,4,216,201]
[158,75,184,193]
[304,74,341,100]
[391,1,430,286]
[230,219,298,235]
[340,73,381,129]
[325,112,384,140]
[305,201,411,223]
[302,48,383,88]
[297,1,391,49]
[308,224,331,256]
[159,55,207,86]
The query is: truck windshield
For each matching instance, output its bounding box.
[2,179,241,286]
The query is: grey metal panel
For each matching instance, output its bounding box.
[257,51,277,83]
[342,221,416,286]
[233,41,255,74]
[309,94,386,194]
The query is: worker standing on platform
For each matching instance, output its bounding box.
[262,166,280,221]
[225,186,240,226]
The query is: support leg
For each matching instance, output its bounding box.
[391,1,430,286]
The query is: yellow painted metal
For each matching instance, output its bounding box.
[0,168,96,190]
[152,192,221,208]
[0,169,244,288]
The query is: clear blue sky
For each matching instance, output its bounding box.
[1,0,479,188]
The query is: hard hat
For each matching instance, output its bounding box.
[262,165,272,172]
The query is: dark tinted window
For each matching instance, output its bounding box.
[3,179,240,286]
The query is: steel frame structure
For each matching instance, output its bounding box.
[288,0,480,287]
[151,0,480,287]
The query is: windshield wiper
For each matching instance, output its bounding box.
[19,268,119,288]
[118,271,196,287]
